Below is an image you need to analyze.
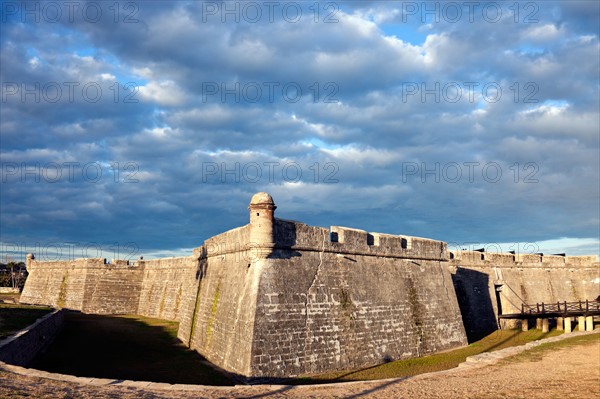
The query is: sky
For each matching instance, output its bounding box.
[1,0,599,261]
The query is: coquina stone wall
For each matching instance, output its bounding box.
[177,225,262,376]
[248,220,468,377]
[18,192,599,378]
[20,256,197,319]
[0,309,64,366]
[136,256,198,321]
[449,251,600,341]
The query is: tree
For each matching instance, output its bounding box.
[0,256,28,290]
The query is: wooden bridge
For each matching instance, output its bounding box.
[499,300,600,333]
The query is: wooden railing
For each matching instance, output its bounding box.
[520,300,600,316]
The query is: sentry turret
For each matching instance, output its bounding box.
[248,192,276,256]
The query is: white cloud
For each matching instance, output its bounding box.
[100,73,116,81]
[138,80,186,106]
[322,145,402,167]
[578,35,596,43]
[28,56,40,69]
[521,24,564,42]
[132,67,153,79]
[520,102,570,116]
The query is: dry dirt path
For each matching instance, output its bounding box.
[1,337,598,399]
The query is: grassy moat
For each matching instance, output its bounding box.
[29,311,234,385]
[3,302,595,386]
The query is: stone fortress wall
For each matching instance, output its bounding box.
[449,250,600,340]
[246,219,467,377]
[19,193,600,378]
[20,256,198,319]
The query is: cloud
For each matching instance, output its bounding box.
[0,1,598,260]
[521,23,564,42]
[138,80,186,106]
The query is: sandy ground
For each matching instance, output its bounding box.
[1,338,598,399]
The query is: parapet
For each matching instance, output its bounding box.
[25,256,143,269]
[110,259,131,266]
[196,190,457,260]
[202,224,252,258]
[449,250,599,268]
[564,255,599,266]
[274,219,448,261]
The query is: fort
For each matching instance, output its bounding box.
[19,192,600,378]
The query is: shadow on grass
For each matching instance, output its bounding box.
[0,304,53,339]
[29,310,234,386]
[485,328,560,353]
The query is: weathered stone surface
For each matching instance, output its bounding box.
[251,236,467,377]
[449,250,600,339]
[0,309,64,366]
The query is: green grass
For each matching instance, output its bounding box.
[0,303,53,339]
[295,328,565,384]
[29,311,234,386]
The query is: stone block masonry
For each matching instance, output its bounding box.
[0,309,64,367]
[22,257,142,315]
[20,256,199,320]
[449,250,600,340]
[137,257,199,321]
[18,192,599,378]
[247,219,467,377]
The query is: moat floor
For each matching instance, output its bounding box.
[1,337,598,398]
[28,311,233,386]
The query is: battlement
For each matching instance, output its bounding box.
[274,220,448,261]
[137,256,196,269]
[25,254,200,270]
[26,257,139,269]
[449,250,599,268]
[201,224,251,258]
